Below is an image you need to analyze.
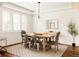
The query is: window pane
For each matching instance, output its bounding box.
[21,14,27,31]
[13,13,21,31]
[2,10,12,31]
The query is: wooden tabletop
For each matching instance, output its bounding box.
[27,32,56,37]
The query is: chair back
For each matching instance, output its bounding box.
[21,30,26,37]
[55,32,60,43]
[21,30,26,34]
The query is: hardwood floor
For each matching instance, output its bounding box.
[62,46,79,57]
[1,45,79,57]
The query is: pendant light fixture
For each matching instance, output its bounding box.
[38,2,40,19]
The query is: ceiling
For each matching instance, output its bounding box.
[11,2,77,13]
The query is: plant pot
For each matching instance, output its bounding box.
[72,43,76,47]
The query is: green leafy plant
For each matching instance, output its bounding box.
[68,21,78,44]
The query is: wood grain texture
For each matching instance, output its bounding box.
[62,46,79,57]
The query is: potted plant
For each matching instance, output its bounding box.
[68,21,78,47]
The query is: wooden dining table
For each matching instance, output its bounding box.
[27,32,56,51]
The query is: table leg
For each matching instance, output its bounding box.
[42,38,46,52]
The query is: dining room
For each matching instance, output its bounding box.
[0,2,79,57]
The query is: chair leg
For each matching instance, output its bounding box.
[22,40,24,46]
[37,43,39,51]
[57,44,59,51]
[29,42,31,49]
[24,43,28,48]
[55,45,58,52]
[55,45,57,52]
[21,42,24,46]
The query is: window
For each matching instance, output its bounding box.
[13,13,21,31]
[21,14,27,30]
[2,9,29,32]
[2,10,12,31]
[46,19,59,30]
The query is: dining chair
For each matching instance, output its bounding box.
[24,35,32,48]
[37,39,43,51]
[30,36,35,48]
[54,32,60,51]
[48,32,60,52]
[21,30,26,45]
[47,35,54,50]
[33,36,43,51]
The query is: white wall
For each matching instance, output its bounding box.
[0,3,34,46]
[33,3,79,45]
[0,2,79,46]
[0,32,22,46]
[0,5,2,32]
[34,8,79,45]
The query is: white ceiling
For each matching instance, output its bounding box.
[12,2,77,13]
